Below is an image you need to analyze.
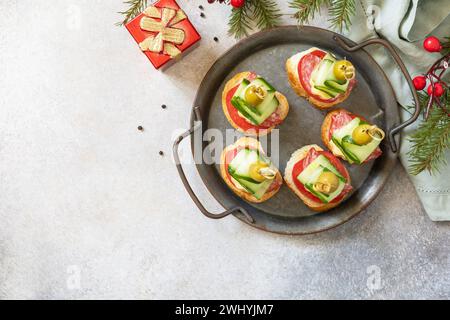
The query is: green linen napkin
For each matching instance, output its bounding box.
[340,0,450,220]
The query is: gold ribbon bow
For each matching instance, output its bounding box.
[139,6,187,57]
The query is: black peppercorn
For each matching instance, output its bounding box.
[214,37,219,42]
[199,5,204,10]
[161,104,167,109]
[200,12,205,18]
[159,151,164,156]
[138,126,144,131]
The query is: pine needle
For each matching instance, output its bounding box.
[252,0,282,30]
[404,91,430,113]
[290,0,330,24]
[441,37,450,56]
[116,0,148,26]
[228,1,252,39]
[328,0,356,32]
[408,105,450,176]
[289,0,355,32]
[228,0,281,39]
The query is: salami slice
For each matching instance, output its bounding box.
[328,111,355,140]
[291,148,352,203]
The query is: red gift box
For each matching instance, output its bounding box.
[126,0,201,69]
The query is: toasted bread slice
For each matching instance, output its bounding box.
[284,145,351,212]
[220,137,282,203]
[286,50,353,110]
[222,72,289,136]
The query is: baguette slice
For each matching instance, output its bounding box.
[286,49,354,110]
[284,145,351,212]
[220,137,282,203]
[222,72,289,136]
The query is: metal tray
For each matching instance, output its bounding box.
[174,26,420,235]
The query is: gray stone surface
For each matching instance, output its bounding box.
[0,0,449,300]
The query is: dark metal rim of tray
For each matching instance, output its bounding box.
[173,26,420,235]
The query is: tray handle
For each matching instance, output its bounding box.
[173,107,254,224]
[333,36,421,153]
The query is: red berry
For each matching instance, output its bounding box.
[427,83,445,97]
[231,0,245,8]
[423,36,442,52]
[413,75,427,90]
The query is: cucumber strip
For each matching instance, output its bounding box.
[230,97,260,125]
[312,59,334,86]
[332,118,361,140]
[322,167,346,183]
[250,77,276,91]
[233,174,273,199]
[341,135,355,145]
[323,53,337,61]
[233,152,259,176]
[333,78,347,85]
[314,85,339,98]
[324,80,348,93]
[228,148,270,177]
[229,172,261,184]
[343,139,381,163]
[230,176,256,195]
[233,79,250,99]
[256,93,278,115]
[304,183,329,203]
[238,96,262,116]
[331,136,360,164]
[304,180,346,204]
[250,179,274,200]
[231,95,279,126]
[298,165,325,185]
[297,155,346,185]
[229,149,256,173]
[258,153,271,165]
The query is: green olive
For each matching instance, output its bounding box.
[245,85,266,107]
[249,162,269,182]
[313,171,339,195]
[352,124,373,145]
[333,60,355,81]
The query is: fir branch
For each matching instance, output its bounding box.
[441,37,450,56]
[404,91,430,112]
[252,0,282,30]
[228,2,252,39]
[328,0,356,32]
[408,105,450,176]
[228,0,281,39]
[116,0,147,26]
[289,0,330,25]
[290,0,355,32]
